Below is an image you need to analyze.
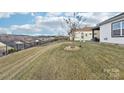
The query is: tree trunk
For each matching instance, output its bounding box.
[71,31,75,48]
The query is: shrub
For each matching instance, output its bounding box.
[8,48,17,54]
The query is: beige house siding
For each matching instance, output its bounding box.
[69,26,93,41]
[74,30,92,41]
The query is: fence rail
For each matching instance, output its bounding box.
[0,38,60,57]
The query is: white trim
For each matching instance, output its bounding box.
[112,20,124,37]
[120,21,123,36]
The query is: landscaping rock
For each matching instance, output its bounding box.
[64,45,80,51]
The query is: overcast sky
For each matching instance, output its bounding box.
[0,12,120,36]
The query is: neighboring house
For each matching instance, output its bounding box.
[0,42,13,56]
[70,26,92,41]
[14,41,24,51]
[99,13,124,44]
[92,26,100,41]
[0,42,6,56]
[0,42,6,47]
[34,39,41,45]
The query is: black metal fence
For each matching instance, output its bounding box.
[0,38,62,57]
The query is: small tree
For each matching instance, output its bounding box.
[64,13,86,40]
[64,12,86,47]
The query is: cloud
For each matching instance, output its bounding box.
[40,16,67,35]
[10,23,42,35]
[77,12,120,26]
[0,12,34,19]
[0,27,12,34]
[63,12,74,17]
[45,12,63,17]
[0,13,15,18]
[10,24,34,31]
[31,13,35,16]
[0,12,120,36]
[0,12,68,35]
[35,16,43,27]
[35,16,68,35]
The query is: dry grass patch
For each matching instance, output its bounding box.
[0,41,124,80]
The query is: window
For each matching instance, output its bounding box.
[112,22,121,36]
[112,21,124,37]
[81,33,84,38]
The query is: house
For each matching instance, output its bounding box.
[0,42,6,47]
[99,13,124,44]
[70,26,93,41]
[34,39,41,45]
[14,41,24,51]
[0,42,13,56]
[92,26,100,41]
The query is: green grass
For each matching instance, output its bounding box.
[0,41,124,80]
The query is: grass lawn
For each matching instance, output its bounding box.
[0,41,124,80]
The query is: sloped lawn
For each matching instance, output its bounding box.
[0,42,124,80]
[17,42,124,80]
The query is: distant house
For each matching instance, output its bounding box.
[99,13,124,44]
[34,39,40,45]
[0,42,13,56]
[0,42,6,47]
[70,26,92,41]
[15,41,24,51]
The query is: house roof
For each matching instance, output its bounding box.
[98,12,124,26]
[75,26,92,32]
[14,41,24,44]
[92,25,100,30]
[0,42,13,49]
[0,42,6,47]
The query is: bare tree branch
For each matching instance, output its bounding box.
[63,12,86,41]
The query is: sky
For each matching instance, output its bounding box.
[0,12,120,36]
